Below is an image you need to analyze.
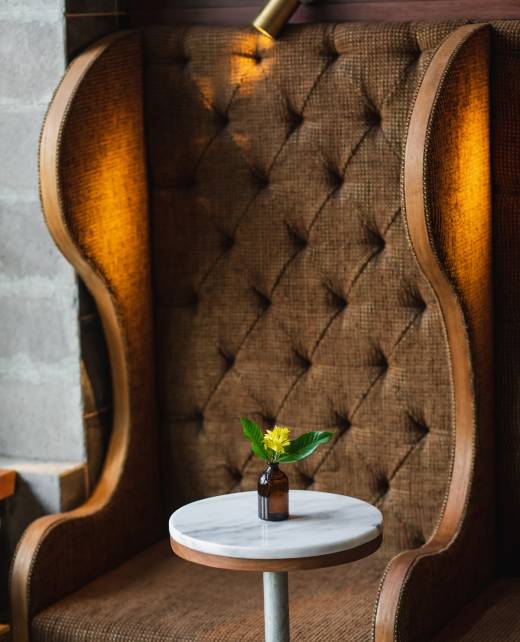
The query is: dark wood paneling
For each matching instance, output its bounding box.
[129,0,520,26]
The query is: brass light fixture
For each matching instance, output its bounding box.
[253,0,301,40]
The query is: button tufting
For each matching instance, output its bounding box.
[403,288,427,312]
[253,170,269,188]
[262,414,277,428]
[327,48,340,64]
[336,296,348,311]
[240,51,262,64]
[414,296,427,313]
[216,226,234,251]
[215,110,230,128]
[227,466,243,482]
[412,532,426,548]
[375,235,386,253]
[373,349,388,372]
[300,472,314,488]
[194,411,204,429]
[294,351,312,371]
[246,50,262,64]
[365,108,381,127]
[408,412,429,440]
[326,166,344,190]
[221,234,234,252]
[252,287,271,311]
[335,413,351,433]
[364,225,385,253]
[288,110,304,132]
[218,346,235,370]
[325,284,347,311]
[286,223,308,250]
[377,476,390,496]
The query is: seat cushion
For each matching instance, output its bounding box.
[434,579,520,641]
[32,540,387,641]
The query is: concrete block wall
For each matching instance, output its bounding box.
[0,2,132,570]
[0,1,85,461]
[0,0,85,548]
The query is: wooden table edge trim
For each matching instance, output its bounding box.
[171,532,382,571]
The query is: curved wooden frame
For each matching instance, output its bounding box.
[375,23,492,641]
[10,32,149,642]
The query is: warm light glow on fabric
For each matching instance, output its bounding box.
[427,34,491,347]
[226,34,274,96]
[58,39,151,314]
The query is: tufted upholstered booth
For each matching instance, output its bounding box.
[10,20,496,642]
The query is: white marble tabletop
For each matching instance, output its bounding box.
[169,490,383,560]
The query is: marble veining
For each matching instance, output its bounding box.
[169,490,383,559]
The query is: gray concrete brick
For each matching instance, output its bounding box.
[0,0,86,552]
[0,198,66,277]
[0,456,87,551]
[0,0,61,13]
[0,375,84,461]
[0,293,79,361]
[0,19,64,104]
[0,106,44,192]
[0,1,62,25]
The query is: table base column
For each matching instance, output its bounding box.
[263,571,290,642]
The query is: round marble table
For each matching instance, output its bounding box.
[169,490,383,642]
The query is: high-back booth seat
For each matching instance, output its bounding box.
[10,21,498,642]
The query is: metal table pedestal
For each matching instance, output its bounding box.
[263,571,290,642]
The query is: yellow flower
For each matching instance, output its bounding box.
[263,426,291,455]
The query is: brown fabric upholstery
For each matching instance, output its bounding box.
[489,21,520,575]
[32,540,386,642]
[433,579,520,641]
[144,22,461,561]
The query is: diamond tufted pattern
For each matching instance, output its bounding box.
[144,22,460,556]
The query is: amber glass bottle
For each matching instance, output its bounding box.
[258,463,289,521]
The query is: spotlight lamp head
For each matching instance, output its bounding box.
[253,0,302,40]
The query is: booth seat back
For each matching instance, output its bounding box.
[144,22,460,555]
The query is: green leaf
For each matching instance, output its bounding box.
[240,417,263,445]
[278,431,334,463]
[251,440,269,461]
[241,417,269,460]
